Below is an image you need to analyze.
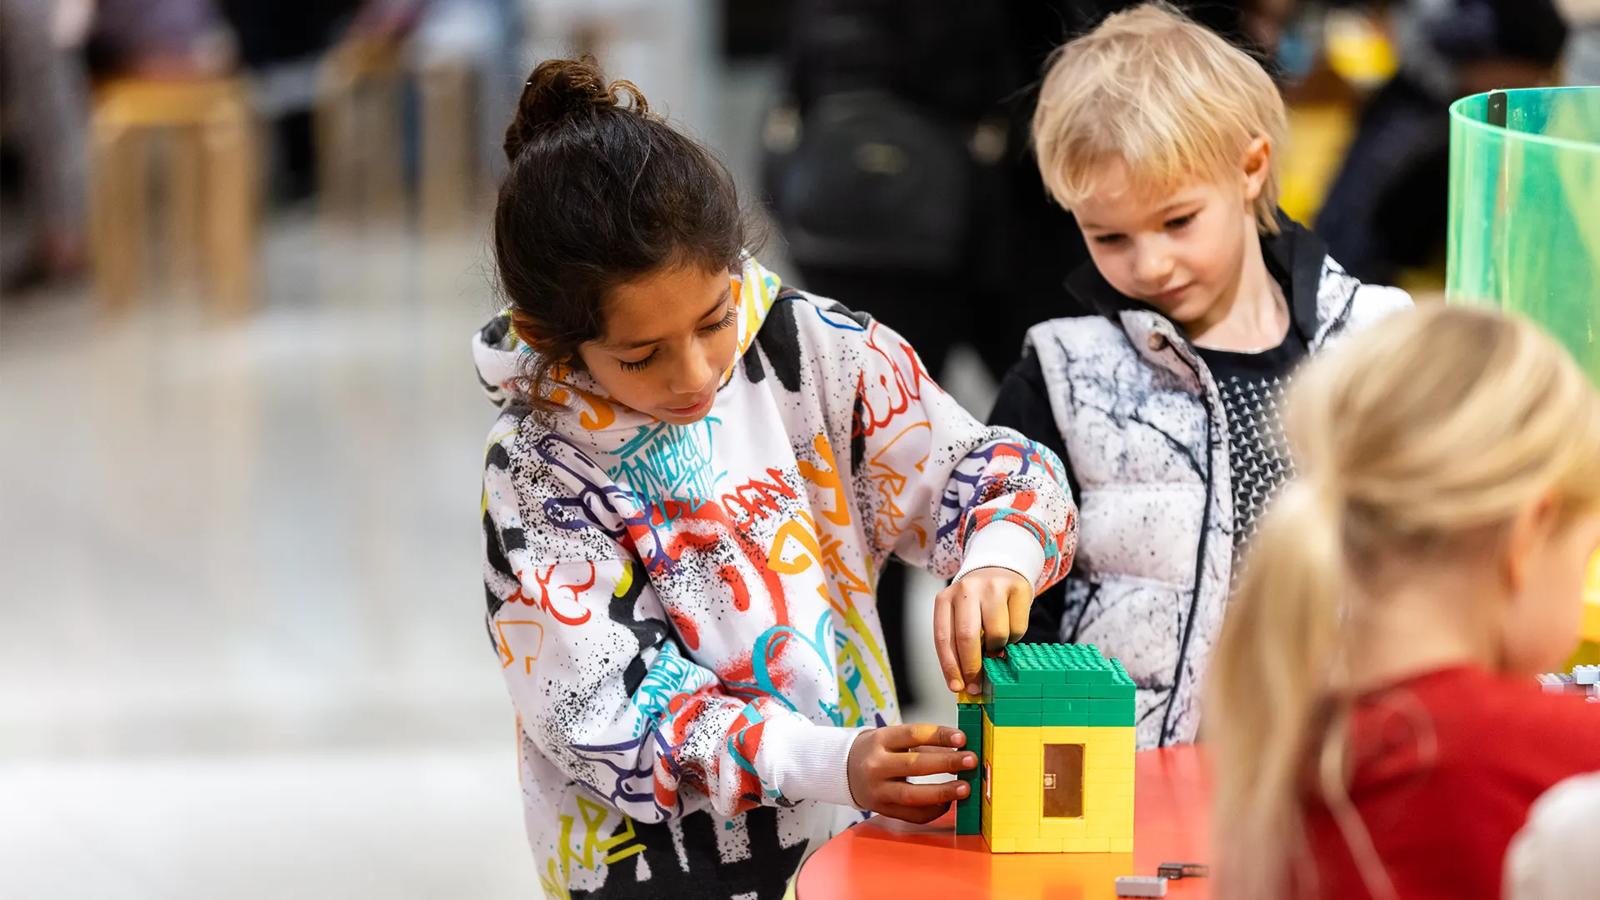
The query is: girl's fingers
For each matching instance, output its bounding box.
[884,777,967,808]
[880,723,964,752]
[954,587,984,691]
[885,748,978,779]
[932,589,963,693]
[1007,579,1033,643]
[981,589,1010,657]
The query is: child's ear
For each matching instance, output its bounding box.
[1240,136,1271,204]
[1502,493,1559,596]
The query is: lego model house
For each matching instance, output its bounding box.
[955,643,1136,854]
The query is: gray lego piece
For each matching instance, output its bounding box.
[1115,875,1168,898]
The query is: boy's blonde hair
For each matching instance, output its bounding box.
[1206,305,1600,900]
[1032,2,1288,233]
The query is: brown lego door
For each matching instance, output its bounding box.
[1042,743,1084,817]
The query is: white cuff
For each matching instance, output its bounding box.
[954,521,1048,593]
[759,717,868,809]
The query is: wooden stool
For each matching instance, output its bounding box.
[314,38,407,225]
[315,38,480,231]
[90,78,258,315]
[416,57,477,232]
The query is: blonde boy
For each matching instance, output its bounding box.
[988,3,1410,748]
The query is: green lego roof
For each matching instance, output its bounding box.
[984,643,1132,685]
[981,644,1137,726]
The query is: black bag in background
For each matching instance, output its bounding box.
[766,90,983,275]
[762,0,1019,279]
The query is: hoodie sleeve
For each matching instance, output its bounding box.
[846,312,1077,594]
[483,418,863,823]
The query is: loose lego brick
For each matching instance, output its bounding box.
[1156,862,1209,880]
[1538,673,1571,694]
[1575,665,1599,686]
[1115,876,1167,897]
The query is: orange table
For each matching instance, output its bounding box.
[798,747,1212,900]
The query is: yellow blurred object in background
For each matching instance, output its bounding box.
[1573,550,1600,666]
[1325,11,1399,90]
[1279,105,1356,223]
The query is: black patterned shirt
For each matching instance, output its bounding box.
[1195,328,1307,554]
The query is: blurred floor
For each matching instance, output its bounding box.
[0,213,539,898]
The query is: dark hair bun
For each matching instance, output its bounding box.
[503,57,649,163]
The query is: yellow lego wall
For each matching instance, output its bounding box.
[979,710,1136,854]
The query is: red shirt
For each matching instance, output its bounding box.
[1304,665,1600,899]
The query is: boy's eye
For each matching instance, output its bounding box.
[1093,233,1126,246]
[1165,213,1196,230]
[619,351,656,371]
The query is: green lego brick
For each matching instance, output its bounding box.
[1087,682,1136,700]
[986,663,1043,699]
[988,707,1043,727]
[1007,644,1060,683]
[1005,697,1043,715]
[1105,697,1137,715]
[1040,680,1088,698]
[955,807,982,835]
[1039,699,1095,727]
[1087,700,1135,726]
[992,681,1043,699]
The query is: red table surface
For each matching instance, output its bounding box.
[797,746,1212,900]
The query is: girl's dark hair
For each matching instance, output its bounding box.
[493,57,747,400]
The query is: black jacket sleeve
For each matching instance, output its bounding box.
[988,349,1077,644]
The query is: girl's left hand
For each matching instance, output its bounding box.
[932,567,1033,696]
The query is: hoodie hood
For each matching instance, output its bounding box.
[472,255,784,430]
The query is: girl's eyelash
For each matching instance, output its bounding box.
[1168,213,1196,228]
[705,305,736,332]
[618,304,733,371]
[620,352,655,371]
[1094,234,1125,245]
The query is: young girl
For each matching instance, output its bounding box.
[1207,305,1600,899]
[475,60,1075,898]
[988,3,1410,749]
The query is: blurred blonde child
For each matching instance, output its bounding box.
[1207,305,1600,899]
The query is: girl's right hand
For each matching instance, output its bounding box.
[846,724,977,823]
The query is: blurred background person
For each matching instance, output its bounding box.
[0,0,89,291]
[85,0,233,77]
[1315,0,1569,285]
[1556,0,1600,83]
